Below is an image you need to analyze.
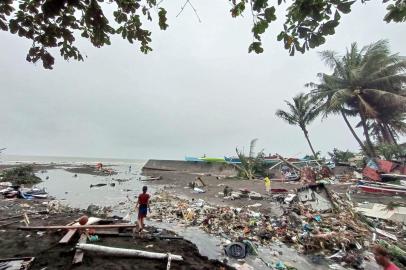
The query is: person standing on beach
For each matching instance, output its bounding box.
[264,176,271,193]
[373,246,400,270]
[135,186,150,233]
[129,165,132,173]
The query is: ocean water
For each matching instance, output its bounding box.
[0,154,148,210]
[0,154,144,165]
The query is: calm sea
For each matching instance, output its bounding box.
[0,154,145,165]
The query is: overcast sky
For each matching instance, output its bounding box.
[0,1,405,160]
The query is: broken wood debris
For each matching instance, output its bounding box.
[0,257,35,270]
[72,234,87,264]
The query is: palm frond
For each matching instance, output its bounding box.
[249,138,258,159]
[275,109,297,125]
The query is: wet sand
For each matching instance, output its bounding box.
[0,199,232,270]
[142,169,404,209]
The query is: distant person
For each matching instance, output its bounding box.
[373,246,400,270]
[129,165,132,173]
[135,186,150,234]
[264,176,271,193]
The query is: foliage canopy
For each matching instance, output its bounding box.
[309,40,406,157]
[1,0,405,69]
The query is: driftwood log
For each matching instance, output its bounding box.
[76,243,183,261]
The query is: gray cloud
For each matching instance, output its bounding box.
[0,1,405,159]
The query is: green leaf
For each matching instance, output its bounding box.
[334,10,341,21]
[81,31,89,38]
[231,2,245,17]
[337,1,354,14]
[252,20,268,35]
[308,34,326,48]
[264,6,276,22]
[276,31,285,41]
[248,41,264,53]
[320,20,339,35]
[253,0,268,12]
[9,19,18,34]
[384,3,406,23]
[158,8,168,30]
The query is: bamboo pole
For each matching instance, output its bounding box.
[76,243,183,261]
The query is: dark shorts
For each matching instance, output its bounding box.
[138,204,148,219]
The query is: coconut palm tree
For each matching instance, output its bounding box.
[309,40,406,157]
[308,77,368,153]
[276,93,321,158]
[368,109,406,145]
[235,138,265,179]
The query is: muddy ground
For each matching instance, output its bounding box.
[0,199,232,270]
[142,169,403,210]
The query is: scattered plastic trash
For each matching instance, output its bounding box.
[192,187,205,193]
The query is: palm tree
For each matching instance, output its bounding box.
[235,138,265,179]
[309,40,406,157]
[276,93,320,158]
[370,109,406,145]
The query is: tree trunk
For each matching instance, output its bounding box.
[387,124,398,145]
[302,128,318,158]
[340,110,368,153]
[359,109,377,157]
[378,121,393,144]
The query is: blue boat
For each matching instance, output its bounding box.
[185,156,203,162]
[224,157,241,164]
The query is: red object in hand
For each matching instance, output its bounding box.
[78,215,89,225]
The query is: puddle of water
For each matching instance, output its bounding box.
[150,221,224,259]
[149,220,332,270]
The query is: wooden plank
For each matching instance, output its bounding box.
[19,223,137,230]
[0,257,34,262]
[275,154,301,171]
[72,234,87,264]
[59,217,101,243]
[0,220,21,228]
[0,214,24,222]
[59,229,78,244]
[93,228,119,235]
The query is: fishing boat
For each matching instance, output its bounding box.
[381,173,406,181]
[31,194,48,199]
[224,157,241,164]
[356,180,406,196]
[200,157,226,163]
[185,156,203,162]
[185,156,226,163]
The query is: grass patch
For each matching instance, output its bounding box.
[1,165,42,185]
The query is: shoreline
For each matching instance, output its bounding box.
[1,160,403,269]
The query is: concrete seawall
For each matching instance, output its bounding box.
[142,159,238,176]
